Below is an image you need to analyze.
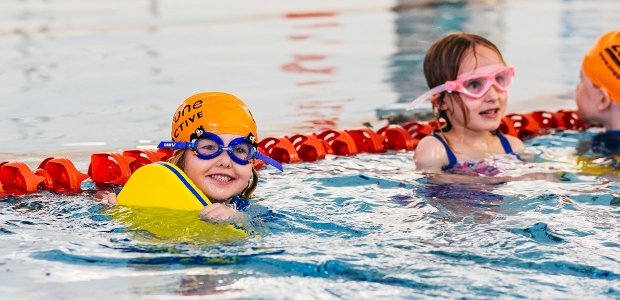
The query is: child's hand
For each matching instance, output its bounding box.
[91,191,118,206]
[103,193,118,206]
[199,203,246,225]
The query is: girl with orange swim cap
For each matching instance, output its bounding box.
[576,31,620,155]
[107,92,282,224]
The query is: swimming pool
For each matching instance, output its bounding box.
[1,0,619,298]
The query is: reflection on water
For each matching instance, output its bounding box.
[389,1,505,103]
[390,0,504,102]
[381,0,620,121]
[177,273,241,296]
[281,11,344,133]
[0,0,397,155]
[382,0,506,122]
[1,0,617,156]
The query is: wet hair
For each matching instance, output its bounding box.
[168,149,258,199]
[423,32,506,132]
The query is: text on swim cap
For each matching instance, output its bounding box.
[600,47,620,80]
[599,45,620,80]
[174,100,204,139]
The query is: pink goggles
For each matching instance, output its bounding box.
[407,65,515,110]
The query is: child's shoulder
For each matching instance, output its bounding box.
[414,134,449,171]
[416,134,445,152]
[503,133,525,153]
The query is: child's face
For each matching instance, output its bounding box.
[183,133,253,203]
[441,46,508,132]
[575,70,602,123]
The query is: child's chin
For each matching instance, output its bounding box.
[209,198,225,203]
[484,118,502,127]
[208,194,234,203]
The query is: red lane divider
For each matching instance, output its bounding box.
[0,162,45,195]
[35,158,55,190]
[528,111,558,133]
[258,137,301,164]
[503,113,541,140]
[345,128,386,154]
[377,125,416,151]
[0,163,6,197]
[317,129,358,156]
[402,121,434,142]
[555,110,586,131]
[288,133,328,162]
[88,153,135,186]
[122,149,167,172]
[41,157,89,194]
[0,109,591,197]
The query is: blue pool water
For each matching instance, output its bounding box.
[1,0,620,298]
[2,130,619,298]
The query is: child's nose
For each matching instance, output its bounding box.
[215,151,233,168]
[484,85,501,100]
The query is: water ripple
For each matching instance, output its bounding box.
[507,222,565,244]
[429,250,618,280]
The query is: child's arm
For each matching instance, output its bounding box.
[425,170,562,185]
[96,191,246,227]
[199,204,247,225]
[96,191,245,224]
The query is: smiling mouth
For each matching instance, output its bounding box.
[480,108,499,116]
[209,174,234,182]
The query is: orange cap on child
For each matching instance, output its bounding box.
[582,31,620,103]
[171,92,257,142]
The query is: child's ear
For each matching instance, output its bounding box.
[598,88,613,111]
[431,94,447,110]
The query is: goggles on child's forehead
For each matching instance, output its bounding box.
[407,65,515,110]
[157,132,283,171]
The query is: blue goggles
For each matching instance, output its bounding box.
[158,132,283,171]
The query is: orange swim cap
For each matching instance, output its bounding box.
[171,92,257,142]
[582,31,620,103]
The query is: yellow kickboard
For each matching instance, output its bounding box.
[115,162,247,243]
[111,206,248,244]
[117,162,211,210]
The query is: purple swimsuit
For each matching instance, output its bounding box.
[432,132,520,176]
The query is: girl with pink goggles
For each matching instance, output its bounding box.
[407,65,515,110]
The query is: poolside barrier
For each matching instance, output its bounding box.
[0,109,588,197]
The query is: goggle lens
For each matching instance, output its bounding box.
[460,68,514,98]
[193,135,254,164]
[194,138,219,156]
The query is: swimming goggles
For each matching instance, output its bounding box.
[158,132,283,171]
[407,65,515,110]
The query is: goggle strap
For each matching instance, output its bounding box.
[157,141,190,150]
[255,152,284,172]
[406,85,447,111]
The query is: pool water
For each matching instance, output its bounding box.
[1,0,620,298]
[1,130,619,298]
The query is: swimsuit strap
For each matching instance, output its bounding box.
[497,131,522,160]
[496,131,514,154]
[432,133,457,170]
